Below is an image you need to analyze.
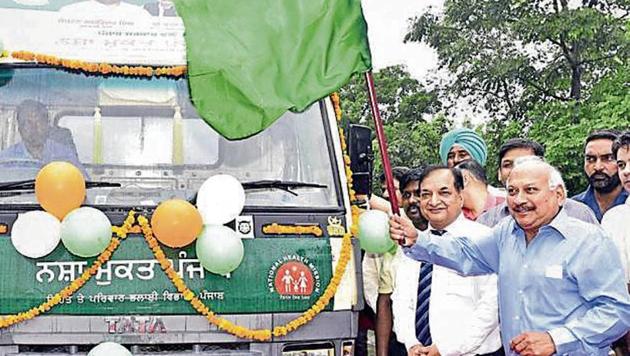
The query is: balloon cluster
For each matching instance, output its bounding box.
[151,174,246,276]
[11,162,246,276]
[11,162,111,258]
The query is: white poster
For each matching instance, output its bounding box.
[0,0,186,65]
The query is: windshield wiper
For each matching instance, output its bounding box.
[242,180,327,196]
[186,180,328,203]
[0,179,121,196]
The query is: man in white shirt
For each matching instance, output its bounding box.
[362,166,410,356]
[601,131,630,356]
[602,131,630,290]
[391,165,502,356]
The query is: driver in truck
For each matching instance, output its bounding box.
[0,99,86,176]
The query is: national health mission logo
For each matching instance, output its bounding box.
[267,254,321,300]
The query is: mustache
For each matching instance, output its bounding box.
[511,203,534,213]
[590,172,612,180]
[404,203,420,211]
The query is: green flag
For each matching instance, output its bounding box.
[174,0,372,140]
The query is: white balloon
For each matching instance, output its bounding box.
[88,342,132,356]
[11,211,61,258]
[196,174,245,225]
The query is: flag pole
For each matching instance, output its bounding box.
[365,71,400,216]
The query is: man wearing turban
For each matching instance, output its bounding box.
[439,128,488,168]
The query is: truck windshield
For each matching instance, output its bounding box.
[0,67,340,209]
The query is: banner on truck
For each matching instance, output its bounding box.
[0,237,333,315]
[0,0,186,65]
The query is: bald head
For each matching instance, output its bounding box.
[508,157,566,194]
[506,157,566,239]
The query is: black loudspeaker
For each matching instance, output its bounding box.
[347,124,373,196]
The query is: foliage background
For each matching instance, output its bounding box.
[341,0,629,195]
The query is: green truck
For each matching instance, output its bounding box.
[0,1,373,354]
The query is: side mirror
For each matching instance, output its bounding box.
[347,124,373,197]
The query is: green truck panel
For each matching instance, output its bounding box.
[0,236,333,315]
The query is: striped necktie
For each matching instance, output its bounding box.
[415,229,446,346]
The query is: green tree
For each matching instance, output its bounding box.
[405,0,629,192]
[405,0,629,123]
[478,58,629,193]
[528,65,630,194]
[340,65,442,125]
[339,65,449,192]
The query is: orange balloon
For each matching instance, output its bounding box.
[35,161,86,220]
[151,199,203,248]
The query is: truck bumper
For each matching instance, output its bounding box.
[0,310,358,355]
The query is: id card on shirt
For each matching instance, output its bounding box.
[545,264,563,279]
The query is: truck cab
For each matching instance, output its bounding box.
[0,64,368,355]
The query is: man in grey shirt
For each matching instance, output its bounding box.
[477,138,598,227]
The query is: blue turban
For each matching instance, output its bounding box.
[439,128,488,166]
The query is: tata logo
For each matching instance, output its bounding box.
[104,316,167,334]
[267,255,321,300]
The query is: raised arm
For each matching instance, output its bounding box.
[389,215,499,276]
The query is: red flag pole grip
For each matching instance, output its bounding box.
[365,71,400,216]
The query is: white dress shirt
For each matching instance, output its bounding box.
[602,196,630,283]
[391,214,501,356]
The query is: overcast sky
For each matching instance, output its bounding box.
[361,0,443,80]
[360,0,487,124]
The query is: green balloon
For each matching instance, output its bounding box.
[358,210,395,253]
[196,225,244,276]
[61,207,112,258]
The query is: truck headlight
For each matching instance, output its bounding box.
[281,342,335,356]
[342,340,354,355]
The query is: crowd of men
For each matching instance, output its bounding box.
[360,128,630,356]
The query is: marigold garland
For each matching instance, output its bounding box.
[262,223,324,237]
[268,93,356,338]
[133,92,357,341]
[0,211,136,328]
[136,215,274,341]
[10,51,187,78]
[0,92,359,342]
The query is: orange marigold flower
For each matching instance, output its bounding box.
[166,269,178,279]
[159,260,171,270]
